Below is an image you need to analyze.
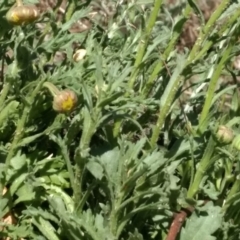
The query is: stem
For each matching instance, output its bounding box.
[143,4,192,96]
[187,136,215,199]
[128,0,163,89]
[150,72,184,148]
[150,2,230,148]
[65,0,77,22]
[187,0,230,63]
[166,207,194,240]
[58,137,75,193]
[222,176,240,213]
[198,37,234,132]
[0,83,10,109]
[4,78,46,182]
[73,107,97,209]
[194,6,240,62]
[42,81,60,96]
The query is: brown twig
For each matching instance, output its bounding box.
[166,207,194,240]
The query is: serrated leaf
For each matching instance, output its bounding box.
[99,147,120,183]
[86,160,104,180]
[32,216,60,240]
[180,203,223,240]
[127,229,144,240]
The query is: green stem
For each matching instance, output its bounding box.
[187,0,230,63]
[150,2,230,148]
[143,4,192,96]
[4,78,46,182]
[0,83,10,109]
[150,72,184,148]
[58,138,75,193]
[73,107,97,210]
[65,0,77,22]
[187,136,215,199]
[198,37,234,132]
[222,177,240,212]
[42,81,60,96]
[194,6,240,62]
[128,0,163,89]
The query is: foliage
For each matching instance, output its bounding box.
[1,0,240,239]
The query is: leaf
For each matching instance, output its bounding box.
[187,0,205,24]
[99,147,120,184]
[127,229,144,240]
[86,160,104,180]
[14,183,36,204]
[180,203,223,240]
[32,216,60,240]
[7,153,28,182]
[40,183,74,212]
[0,101,19,127]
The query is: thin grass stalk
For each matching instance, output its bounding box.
[198,37,234,132]
[187,0,230,63]
[150,1,230,148]
[65,0,77,22]
[113,0,163,138]
[0,83,10,110]
[187,136,215,199]
[143,4,192,97]
[194,6,240,62]
[128,0,163,89]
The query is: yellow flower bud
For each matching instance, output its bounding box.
[53,89,78,113]
[6,4,39,25]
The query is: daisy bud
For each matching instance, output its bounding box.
[6,1,39,26]
[73,49,87,62]
[216,125,234,144]
[53,89,78,113]
[43,82,78,113]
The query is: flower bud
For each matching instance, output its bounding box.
[6,4,39,25]
[53,89,78,113]
[233,135,240,151]
[216,125,234,144]
[73,49,87,62]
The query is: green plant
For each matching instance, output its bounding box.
[1,0,240,239]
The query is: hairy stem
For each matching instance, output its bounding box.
[128,0,163,89]
[198,34,235,132]
[150,1,230,148]
[143,4,192,96]
[65,0,77,22]
[187,136,215,199]
[74,107,97,210]
[4,78,46,182]
[0,83,10,110]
